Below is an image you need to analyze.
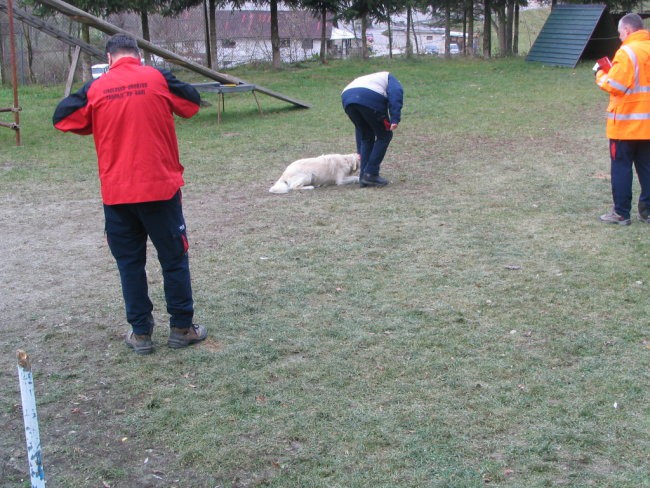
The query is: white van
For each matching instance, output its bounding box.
[91,63,109,79]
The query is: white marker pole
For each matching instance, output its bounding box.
[17,350,46,488]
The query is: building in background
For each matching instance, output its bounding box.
[148,9,357,68]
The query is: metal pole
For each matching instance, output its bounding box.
[7,0,21,145]
[17,350,46,488]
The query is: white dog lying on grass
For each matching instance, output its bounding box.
[269,153,360,194]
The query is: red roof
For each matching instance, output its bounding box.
[216,10,331,39]
[145,9,332,41]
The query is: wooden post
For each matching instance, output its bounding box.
[16,350,46,487]
[6,0,21,145]
[64,46,81,97]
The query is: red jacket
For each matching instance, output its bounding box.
[53,57,200,204]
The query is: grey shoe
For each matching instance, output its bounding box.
[168,324,208,349]
[125,331,154,355]
[599,208,631,225]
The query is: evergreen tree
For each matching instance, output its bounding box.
[342,0,389,59]
[300,0,344,64]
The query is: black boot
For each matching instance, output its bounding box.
[360,173,389,188]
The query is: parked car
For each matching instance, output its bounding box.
[91,63,109,79]
[449,43,460,55]
[424,44,440,55]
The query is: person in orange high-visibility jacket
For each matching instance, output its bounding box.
[596,13,650,225]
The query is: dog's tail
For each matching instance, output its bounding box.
[269,179,290,194]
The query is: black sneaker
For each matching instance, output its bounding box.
[168,324,208,349]
[360,173,389,188]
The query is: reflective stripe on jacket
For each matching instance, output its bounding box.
[596,30,650,140]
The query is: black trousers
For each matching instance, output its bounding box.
[103,190,194,335]
[609,139,650,219]
[344,103,393,176]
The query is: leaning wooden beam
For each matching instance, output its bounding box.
[0,0,106,60]
[36,0,311,109]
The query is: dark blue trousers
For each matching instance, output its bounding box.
[610,140,650,219]
[344,103,393,176]
[103,190,193,335]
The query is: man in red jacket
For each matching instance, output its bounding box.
[53,34,206,354]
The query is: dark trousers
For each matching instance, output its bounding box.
[103,190,193,335]
[344,103,393,176]
[610,140,650,219]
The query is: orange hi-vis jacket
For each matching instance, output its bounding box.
[596,30,650,140]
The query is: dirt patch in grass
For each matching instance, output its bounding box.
[0,183,253,487]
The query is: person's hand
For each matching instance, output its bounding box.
[389,123,398,131]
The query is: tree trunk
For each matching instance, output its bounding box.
[140,10,152,64]
[494,5,506,56]
[209,0,218,68]
[387,15,393,59]
[411,10,420,54]
[81,24,91,82]
[506,0,515,55]
[0,20,6,84]
[203,0,211,67]
[270,0,280,68]
[468,0,474,56]
[320,7,327,64]
[513,2,519,55]
[22,23,36,84]
[361,14,369,60]
[462,4,467,55]
[445,0,451,58]
[483,0,491,57]
[406,7,413,57]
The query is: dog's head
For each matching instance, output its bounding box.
[347,153,360,174]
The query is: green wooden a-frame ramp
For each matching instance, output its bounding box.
[526,4,620,68]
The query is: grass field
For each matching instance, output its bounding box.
[1,54,649,487]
